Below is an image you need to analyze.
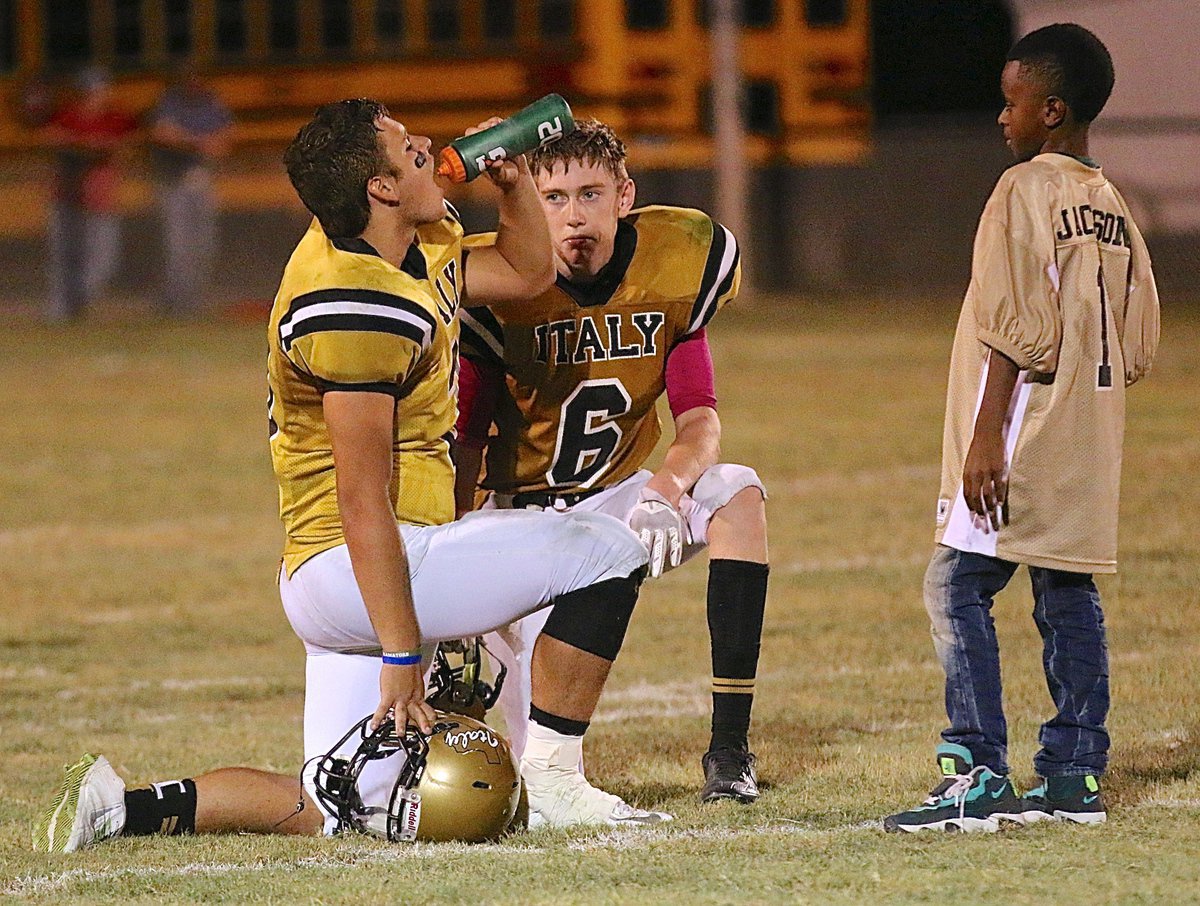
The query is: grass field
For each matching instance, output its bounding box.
[1,297,1198,904]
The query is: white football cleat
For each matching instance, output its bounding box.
[32,754,127,853]
[521,738,671,828]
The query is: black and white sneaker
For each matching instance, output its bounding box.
[701,749,759,803]
[1022,775,1106,825]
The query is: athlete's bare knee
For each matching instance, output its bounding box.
[706,466,768,562]
[718,485,767,520]
[695,463,767,512]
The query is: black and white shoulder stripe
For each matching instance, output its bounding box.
[688,220,739,334]
[279,288,438,352]
[458,306,506,365]
[443,200,462,224]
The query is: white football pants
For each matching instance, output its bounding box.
[485,465,765,759]
[279,507,646,832]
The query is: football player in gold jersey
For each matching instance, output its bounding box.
[884,25,1159,834]
[33,100,670,854]
[455,121,769,803]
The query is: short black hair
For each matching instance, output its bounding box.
[1007,24,1115,123]
[284,99,390,238]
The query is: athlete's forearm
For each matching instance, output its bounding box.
[324,391,421,652]
[646,406,721,508]
[493,163,554,295]
[340,491,422,652]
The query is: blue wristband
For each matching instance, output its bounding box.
[382,651,422,666]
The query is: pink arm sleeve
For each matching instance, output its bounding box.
[665,328,717,419]
[455,356,503,449]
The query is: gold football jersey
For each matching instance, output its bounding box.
[459,205,740,495]
[268,213,464,576]
[936,153,1160,573]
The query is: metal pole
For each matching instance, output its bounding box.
[710,0,750,287]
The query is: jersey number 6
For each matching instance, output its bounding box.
[546,379,632,489]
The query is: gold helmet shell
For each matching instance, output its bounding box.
[408,713,521,842]
[313,711,519,844]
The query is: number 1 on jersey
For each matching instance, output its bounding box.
[1097,265,1113,389]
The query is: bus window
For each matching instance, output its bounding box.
[165,0,191,55]
[322,0,352,50]
[270,0,300,53]
[114,0,143,61]
[805,0,847,27]
[376,0,404,44]
[0,0,14,72]
[45,0,90,65]
[627,0,668,30]
[428,0,460,44]
[484,0,516,42]
[539,0,574,38]
[216,0,247,54]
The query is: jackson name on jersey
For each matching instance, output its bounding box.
[267,211,464,576]
[459,205,739,495]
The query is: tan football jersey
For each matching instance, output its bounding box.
[936,153,1160,573]
[459,205,740,494]
[268,212,464,576]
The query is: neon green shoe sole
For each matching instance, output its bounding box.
[32,754,126,853]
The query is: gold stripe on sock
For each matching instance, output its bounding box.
[712,677,756,694]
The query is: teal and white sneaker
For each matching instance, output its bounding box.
[883,744,1026,833]
[1021,775,1106,825]
[32,754,127,853]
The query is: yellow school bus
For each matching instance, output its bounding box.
[0,0,868,222]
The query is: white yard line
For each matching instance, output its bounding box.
[1,821,872,896]
[14,793,1200,898]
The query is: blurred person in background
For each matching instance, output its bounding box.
[43,66,137,322]
[148,69,233,317]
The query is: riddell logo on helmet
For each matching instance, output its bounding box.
[400,798,421,841]
[444,726,501,751]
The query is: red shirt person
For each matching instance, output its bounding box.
[43,66,137,320]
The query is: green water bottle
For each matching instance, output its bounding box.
[436,94,576,183]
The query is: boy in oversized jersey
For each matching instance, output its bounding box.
[34,100,670,854]
[453,120,769,803]
[884,25,1159,834]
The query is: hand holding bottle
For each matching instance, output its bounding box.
[437,94,576,183]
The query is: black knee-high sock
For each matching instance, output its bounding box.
[707,559,768,752]
[122,779,198,837]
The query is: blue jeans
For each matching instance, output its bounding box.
[924,544,1110,777]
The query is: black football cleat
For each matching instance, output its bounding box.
[701,748,759,804]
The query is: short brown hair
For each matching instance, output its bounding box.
[284,99,390,238]
[527,118,629,182]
